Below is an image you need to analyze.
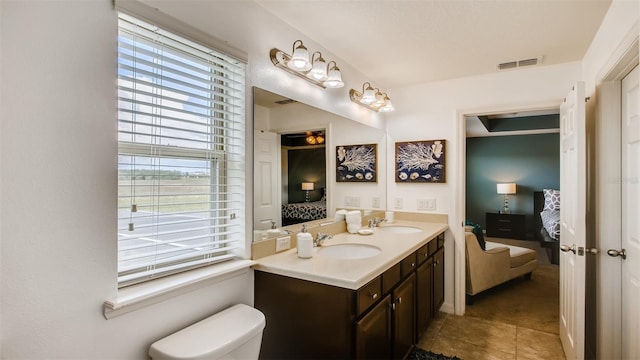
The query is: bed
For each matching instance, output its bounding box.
[534,189,560,264]
[281,200,327,226]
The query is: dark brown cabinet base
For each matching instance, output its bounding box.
[486,212,526,239]
[255,232,445,359]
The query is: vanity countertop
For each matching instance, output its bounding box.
[252,220,448,290]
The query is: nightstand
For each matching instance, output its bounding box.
[485,212,526,239]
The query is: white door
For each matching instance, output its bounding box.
[559,82,586,360]
[253,130,280,230]
[619,65,640,359]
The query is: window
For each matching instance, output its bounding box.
[117,13,246,287]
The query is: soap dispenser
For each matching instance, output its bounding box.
[297,225,313,259]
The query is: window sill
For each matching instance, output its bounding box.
[103,259,256,319]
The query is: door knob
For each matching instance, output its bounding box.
[607,249,626,260]
[560,244,576,254]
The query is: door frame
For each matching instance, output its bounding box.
[454,100,562,315]
[594,33,639,360]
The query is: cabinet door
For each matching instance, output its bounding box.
[393,273,415,359]
[416,257,433,339]
[433,248,445,313]
[355,294,392,359]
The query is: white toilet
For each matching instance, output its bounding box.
[148,304,266,360]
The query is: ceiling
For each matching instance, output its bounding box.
[465,109,560,138]
[255,0,612,88]
[143,0,611,136]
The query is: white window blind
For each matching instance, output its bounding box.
[117,13,246,287]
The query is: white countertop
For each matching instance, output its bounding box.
[252,221,448,290]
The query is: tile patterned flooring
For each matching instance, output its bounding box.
[417,239,565,360]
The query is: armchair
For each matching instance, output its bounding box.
[465,231,538,305]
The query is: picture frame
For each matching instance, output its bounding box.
[336,143,377,182]
[395,140,446,183]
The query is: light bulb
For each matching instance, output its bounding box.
[323,62,344,88]
[287,41,311,71]
[361,88,376,105]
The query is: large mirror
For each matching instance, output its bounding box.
[253,87,387,238]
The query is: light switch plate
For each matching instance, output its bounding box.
[417,198,436,211]
[372,197,380,208]
[345,196,361,207]
[275,236,291,252]
[425,198,436,210]
[394,198,403,209]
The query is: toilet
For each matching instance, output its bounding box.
[148,304,266,360]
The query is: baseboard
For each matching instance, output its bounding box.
[440,300,454,314]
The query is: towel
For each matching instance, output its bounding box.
[334,209,348,221]
[346,210,362,234]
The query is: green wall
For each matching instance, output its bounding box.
[466,133,559,238]
[287,148,326,203]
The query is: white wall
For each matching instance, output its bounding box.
[2,0,637,357]
[0,1,376,359]
[385,61,582,313]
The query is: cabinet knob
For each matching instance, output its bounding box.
[369,293,378,300]
[411,262,416,267]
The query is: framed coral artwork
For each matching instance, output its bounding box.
[395,140,446,183]
[336,144,377,182]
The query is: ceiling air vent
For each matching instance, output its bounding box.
[498,56,543,70]
[275,99,297,105]
[498,61,517,70]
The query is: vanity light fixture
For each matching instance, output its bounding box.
[305,131,325,145]
[270,40,344,89]
[349,82,395,112]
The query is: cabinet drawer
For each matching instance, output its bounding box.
[401,252,417,277]
[437,233,445,249]
[416,243,430,265]
[382,262,401,294]
[357,276,382,315]
[486,213,526,239]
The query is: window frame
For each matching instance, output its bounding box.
[116,12,247,288]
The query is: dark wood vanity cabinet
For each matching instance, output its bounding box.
[355,293,392,358]
[415,232,445,341]
[415,256,433,339]
[255,231,445,360]
[392,273,416,359]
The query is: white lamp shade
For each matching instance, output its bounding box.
[288,43,311,71]
[361,88,376,104]
[307,59,328,81]
[379,98,394,112]
[323,67,344,88]
[497,183,516,194]
[301,182,314,191]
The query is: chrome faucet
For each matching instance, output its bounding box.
[314,232,332,247]
[369,217,387,228]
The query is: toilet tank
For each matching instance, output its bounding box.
[149,304,266,360]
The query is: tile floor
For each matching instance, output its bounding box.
[417,239,565,360]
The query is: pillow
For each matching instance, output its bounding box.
[543,189,560,211]
[540,210,561,240]
[320,188,327,201]
[465,220,486,250]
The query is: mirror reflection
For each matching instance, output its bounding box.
[253,87,386,240]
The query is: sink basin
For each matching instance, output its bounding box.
[378,225,422,234]
[316,243,382,260]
